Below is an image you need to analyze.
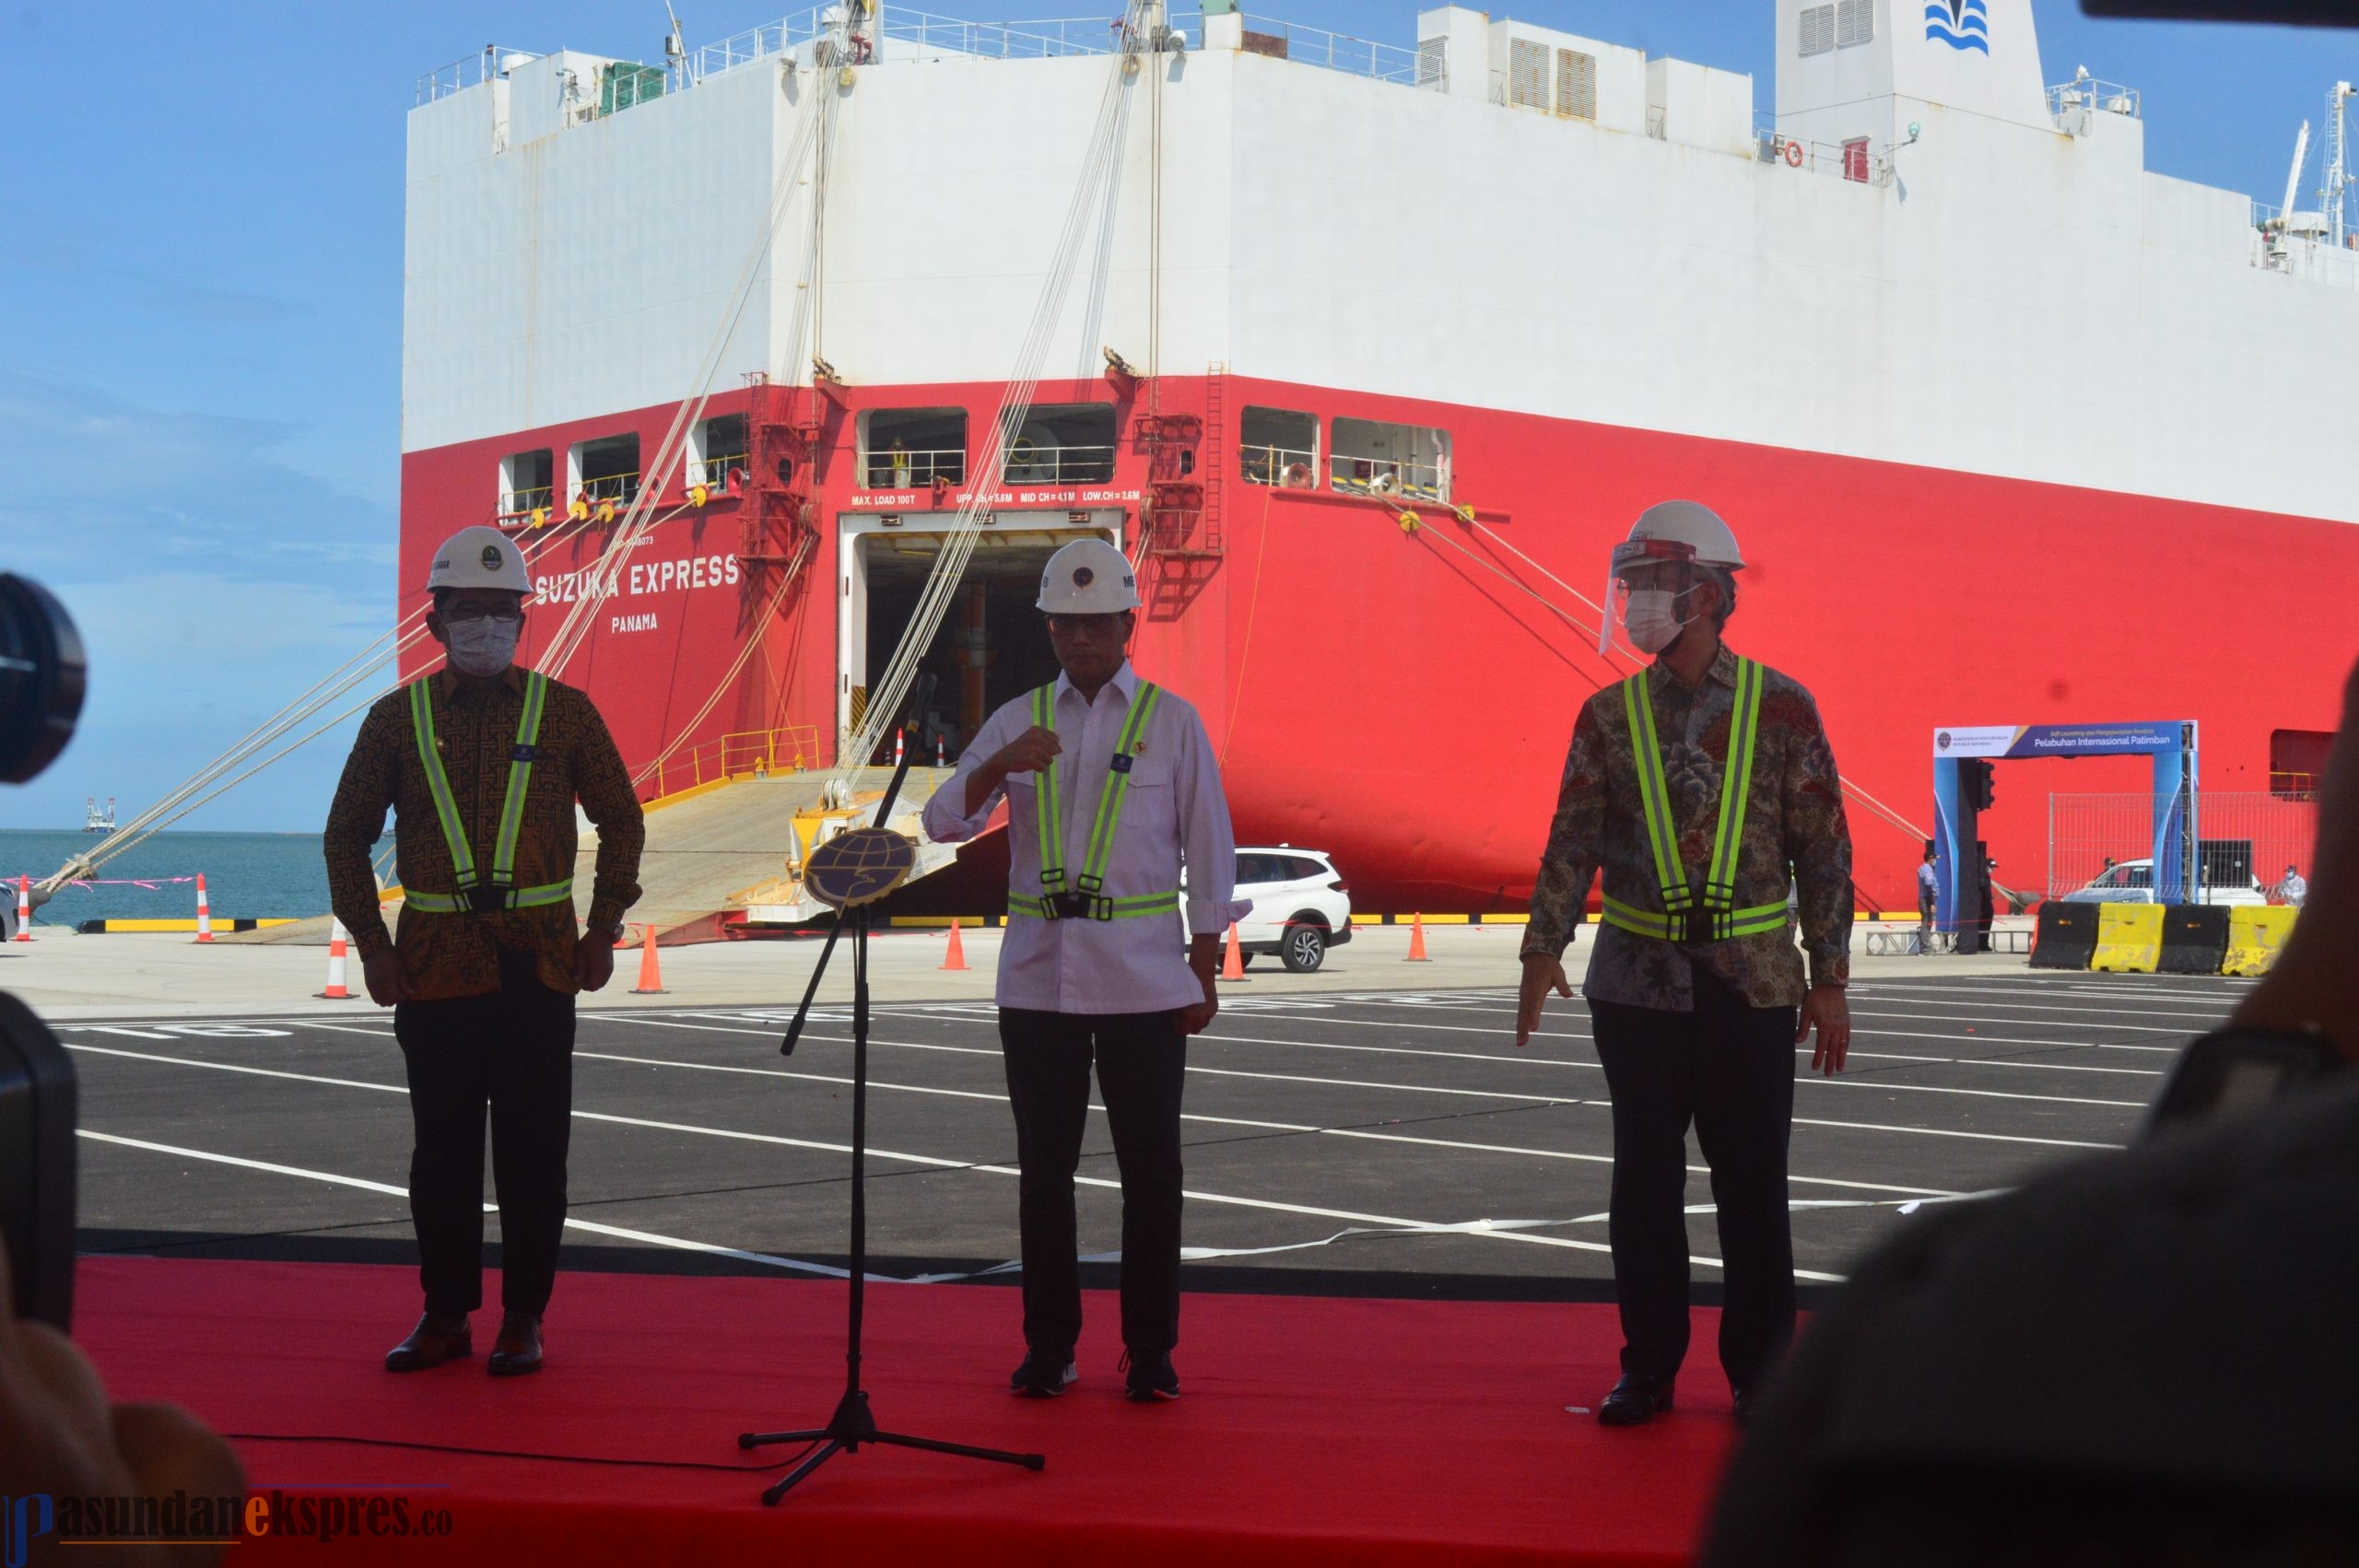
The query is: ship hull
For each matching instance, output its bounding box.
[398,369,2358,914]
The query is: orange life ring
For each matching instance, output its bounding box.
[1782,138,1803,169]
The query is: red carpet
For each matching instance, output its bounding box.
[75,1258,1736,1565]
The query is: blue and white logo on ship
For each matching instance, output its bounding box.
[1925,0,1989,53]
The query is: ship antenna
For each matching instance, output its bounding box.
[662,1,686,81]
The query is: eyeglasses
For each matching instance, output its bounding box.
[440,603,524,626]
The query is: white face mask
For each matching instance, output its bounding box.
[1622,588,1697,655]
[445,616,521,677]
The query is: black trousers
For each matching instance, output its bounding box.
[1590,967,1798,1392]
[998,1008,1188,1357]
[393,946,575,1318]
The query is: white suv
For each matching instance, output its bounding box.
[2061,858,2266,907]
[1222,848,1354,972]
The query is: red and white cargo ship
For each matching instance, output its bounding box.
[399,0,2359,915]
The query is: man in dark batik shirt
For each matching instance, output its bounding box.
[1516,500,1853,1431]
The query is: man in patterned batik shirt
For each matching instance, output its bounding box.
[325,527,643,1380]
[1515,501,1853,1431]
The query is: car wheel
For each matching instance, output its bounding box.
[1280,922,1327,974]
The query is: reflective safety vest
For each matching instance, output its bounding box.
[400,673,575,916]
[1599,658,1790,945]
[1007,681,1182,922]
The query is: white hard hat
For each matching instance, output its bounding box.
[427,526,532,596]
[1616,500,1745,574]
[1037,537,1140,614]
[1600,501,1743,654]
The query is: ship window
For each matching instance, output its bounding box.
[1837,0,1874,47]
[1000,404,1116,486]
[1330,417,1449,502]
[2271,729,2331,797]
[1799,4,1835,57]
[1842,137,1870,182]
[1508,40,1548,110]
[574,433,640,506]
[863,408,968,490]
[499,449,553,520]
[1239,407,1318,487]
[693,414,746,487]
[1555,49,1596,121]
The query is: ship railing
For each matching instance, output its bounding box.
[861,448,969,488]
[1002,443,1116,485]
[645,724,825,802]
[1329,455,1447,503]
[581,472,643,504]
[1753,116,1892,188]
[2251,200,2359,283]
[1239,442,1319,486]
[689,451,749,486]
[2046,76,2141,122]
[1228,15,1422,86]
[886,11,1200,60]
[675,8,1443,90]
[416,45,539,105]
[497,486,555,520]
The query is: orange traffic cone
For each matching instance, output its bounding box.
[1405,912,1430,962]
[319,919,354,1000]
[13,875,29,942]
[631,924,668,994]
[194,873,216,943]
[1219,922,1246,981]
[941,918,968,971]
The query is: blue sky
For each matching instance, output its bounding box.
[0,0,2341,833]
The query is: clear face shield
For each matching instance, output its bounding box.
[1601,538,1703,655]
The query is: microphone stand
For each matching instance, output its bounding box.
[737,676,1043,1502]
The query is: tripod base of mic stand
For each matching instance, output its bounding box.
[740,1388,1045,1504]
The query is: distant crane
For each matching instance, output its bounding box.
[2283,119,2312,228]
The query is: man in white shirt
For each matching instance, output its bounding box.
[922,537,1248,1404]
[1917,848,1939,954]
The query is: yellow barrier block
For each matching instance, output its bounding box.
[2090,903,2165,974]
[2223,905,2298,977]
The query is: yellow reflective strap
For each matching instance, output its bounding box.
[1079,684,1161,894]
[1708,659,1764,908]
[1032,685,1064,891]
[1623,673,1688,911]
[410,680,477,887]
[1600,895,1672,937]
[491,672,549,884]
[402,879,571,916]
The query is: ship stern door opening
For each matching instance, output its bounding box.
[839,511,1124,766]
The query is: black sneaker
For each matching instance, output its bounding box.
[1009,1348,1077,1398]
[1121,1348,1180,1402]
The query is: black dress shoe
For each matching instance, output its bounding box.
[384,1312,471,1372]
[487,1313,543,1376]
[1597,1373,1674,1427]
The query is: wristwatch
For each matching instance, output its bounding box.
[2142,1024,2351,1140]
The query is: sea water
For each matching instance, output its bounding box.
[0,829,370,927]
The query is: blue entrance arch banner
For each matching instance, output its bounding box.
[1931,721,2198,933]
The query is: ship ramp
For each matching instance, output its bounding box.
[222,767,964,946]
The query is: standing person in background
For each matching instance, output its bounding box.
[1515,500,1853,1431]
[323,526,644,1379]
[2283,864,2308,908]
[1917,848,1940,954]
[924,537,1247,1405]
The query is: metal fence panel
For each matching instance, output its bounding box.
[2048,790,2319,902]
